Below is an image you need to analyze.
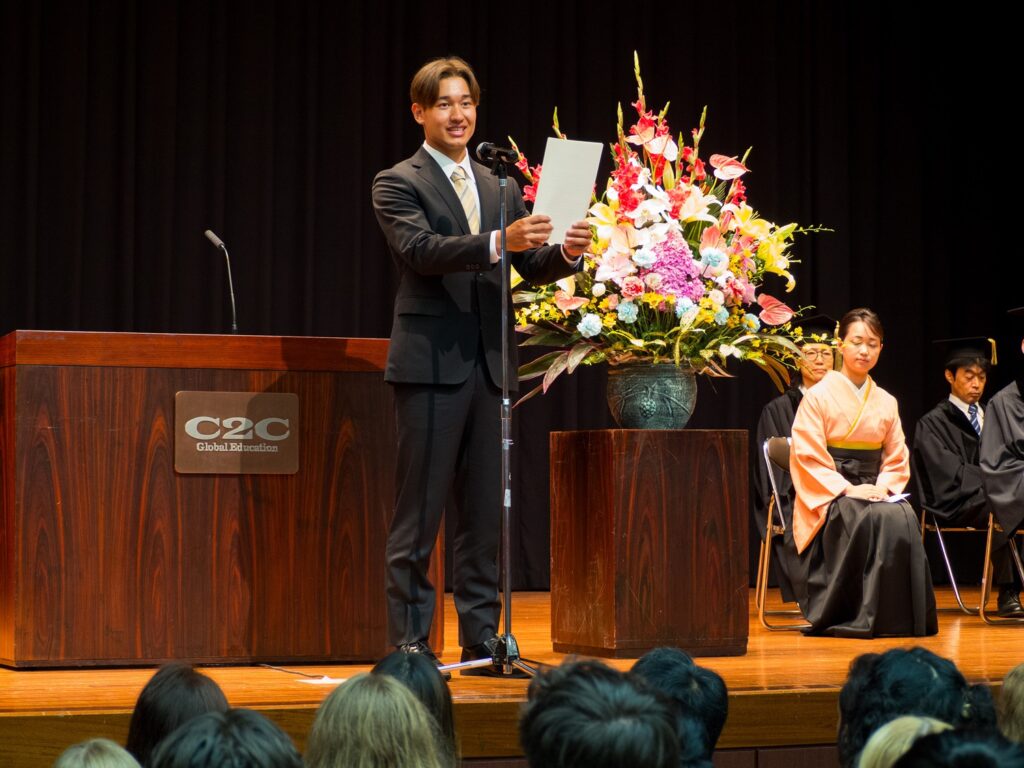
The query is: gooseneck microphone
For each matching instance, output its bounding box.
[476,142,519,164]
[204,229,238,334]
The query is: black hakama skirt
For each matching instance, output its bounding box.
[796,447,938,638]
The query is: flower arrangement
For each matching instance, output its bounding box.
[512,55,825,403]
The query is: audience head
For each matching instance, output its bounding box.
[54,739,141,768]
[372,650,457,760]
[856,715,951,768]
[305,672,448,768]
[148,708,302,768]
[125,662,229,766]
[838,647,995,767]
[893,728,1024,767]
[1001,663,1024,743]
[519,659,679,768]
[632,646,728,758]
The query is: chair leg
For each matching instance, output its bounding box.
[757,532,809,631]
[755,538,767,615]
[932,525,979,615]
[1011,533,1024,585]
[980,517,1024,625]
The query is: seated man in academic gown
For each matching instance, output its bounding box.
[752,314,836,604]
[979,310,1024,617]
[912,337,1024,617]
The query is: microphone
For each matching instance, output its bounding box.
[204,229,238,334]
[476,142,518,164]
[204,229,225,249]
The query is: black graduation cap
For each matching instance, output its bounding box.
[793,314,838,346]
[932,336,997,368]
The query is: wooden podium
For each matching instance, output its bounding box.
[550,429,748,657]
[0,330,442,668]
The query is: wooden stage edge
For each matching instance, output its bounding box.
[2,588,1022,767]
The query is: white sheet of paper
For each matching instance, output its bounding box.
[885,492,910,503]
[296,675,347,685]
[531,138,603,244]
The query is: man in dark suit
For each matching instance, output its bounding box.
[914,338,1023,617]
[371,57,591,673]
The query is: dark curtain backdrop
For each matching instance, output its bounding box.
[2,1,1020,589]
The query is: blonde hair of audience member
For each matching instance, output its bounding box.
[53,739,141,768]
[1001,663,1024,743]
[305,673,449,768]
[857,716,951,768]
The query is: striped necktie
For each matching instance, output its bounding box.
[450,166,480,234]
[968,403,981,435]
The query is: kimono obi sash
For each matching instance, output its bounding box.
[826,445,882,486]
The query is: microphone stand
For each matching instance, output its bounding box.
[440,154,538,679]
[203,229,239,334]
[219,241,239,334]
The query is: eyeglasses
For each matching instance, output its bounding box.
[802,349,834,361]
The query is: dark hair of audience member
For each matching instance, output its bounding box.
[519,659,680,768]
[54,738,142,768]
[893,728,1024,767]
[837,647,996,767]
[632,646,728,759]
[1001,662,1024,743]
[372,649,457,761]
[305,672,448,768]
[148,708,302,768]
[125,662,229,766]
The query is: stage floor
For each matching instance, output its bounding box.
[1,588,1022,767]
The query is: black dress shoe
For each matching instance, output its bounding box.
[997,587,1024,618]
[459,636,528,678]
[398,641,451,680]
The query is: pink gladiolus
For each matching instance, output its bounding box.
[710,154,749,181]
[757,294,795,325]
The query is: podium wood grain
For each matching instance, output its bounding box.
[550,429,748,657]
[0,330,442,667]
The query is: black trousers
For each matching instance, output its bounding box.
[944,504,1020,587]
[386,357,502,649]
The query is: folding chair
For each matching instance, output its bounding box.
[755,436,810,631]
[979,514,1024,625]
[917,506,982,616]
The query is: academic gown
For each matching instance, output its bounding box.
[980,379,1024,538]
[912,400,988,527]
[752,386,803,603]
[915,399,1017,584]
[790,371,938,638]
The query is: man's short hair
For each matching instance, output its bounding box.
[632,646,729,757]
[149,709,303,768]
[519,659,679,768]
[945,354,990,376]
[894,728,1024,767]
[838,648,996,767]
[410,57,480,107]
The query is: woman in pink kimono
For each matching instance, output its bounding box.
[790,308,937,637]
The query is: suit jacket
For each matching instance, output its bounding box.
[372,145,579,389]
